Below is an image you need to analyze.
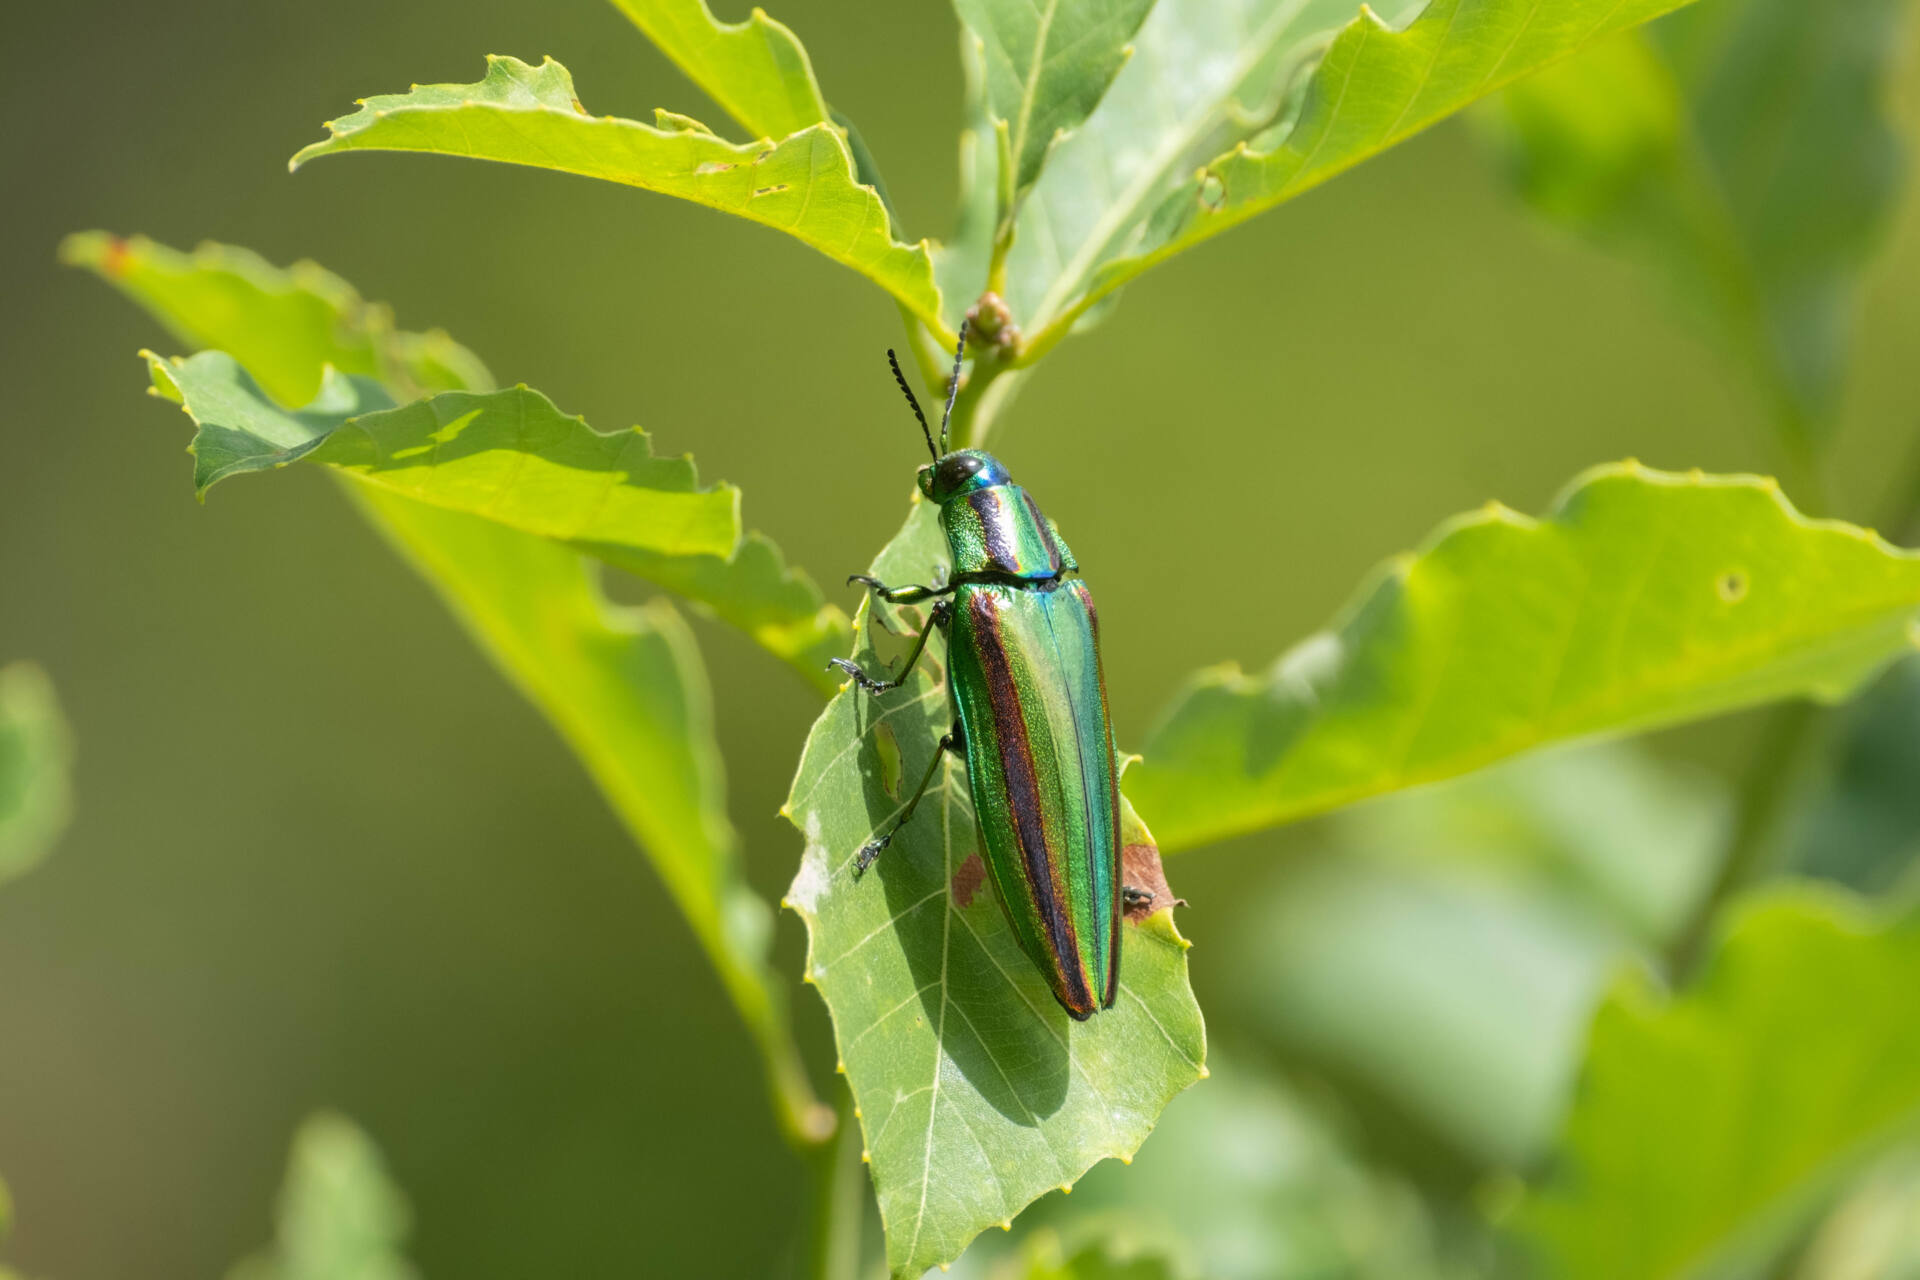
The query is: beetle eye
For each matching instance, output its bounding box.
[935,454,982,491]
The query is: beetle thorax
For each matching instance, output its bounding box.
[937,477,1073,580]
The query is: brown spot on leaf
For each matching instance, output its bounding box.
[102,236,132,278]
[696,161,736,174]
[1718,570,1749,603]
[951,853,986,907]
[1121,843,1184,922]
[752,183,790,197]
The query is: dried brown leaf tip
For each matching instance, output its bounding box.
[1121,842,1183,922]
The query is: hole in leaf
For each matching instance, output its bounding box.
[873,721,902,799]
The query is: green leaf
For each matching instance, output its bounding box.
[951,0,1157,207]
[66,233,848,689]
[228,1113,415,1280]
[1483,0,1906,441]
[990,0,1415,344]
[935,29,1005,318]
[1513,886,1920,1280]
[141,349,846,688]
[609,0,827,140]
[0,662,71,889]
[290,56,947,340]
[1129,463,1920,853]
[69,232,830,1142]
[1019,0,1700,359]
[783,501,1205,1278]
[58,231,489,406]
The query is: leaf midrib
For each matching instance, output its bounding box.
[1009,0,1063,186]
[1026,0,1320,331]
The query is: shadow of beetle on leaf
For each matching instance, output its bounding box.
[848,596,1073,1126]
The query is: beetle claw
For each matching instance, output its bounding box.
[854,835,892,876]
[1122,885,1156,910]
[828,656,899,696]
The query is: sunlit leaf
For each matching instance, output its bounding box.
[290,56,947,340]
[934,30,1006,321]
[1514,886,1920,1280]
[67,236,844,687]
[141,349,845,688]
[59,232,488,405]
[1483,0,1906,441]
[69,232,830,1142]
[1019,0,1699,359]
[951,0,1156,206]
[783,502,1205,1278]
[227,1113,415,1280]
[608,0,828,140]
[1130,463,1920,852]
[0,662,71,888]
[992,0,1418,345]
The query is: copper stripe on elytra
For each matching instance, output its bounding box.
[967,590,1093,1013]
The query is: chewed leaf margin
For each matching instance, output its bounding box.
[290,55,949,343]
[1130,462,1920,851]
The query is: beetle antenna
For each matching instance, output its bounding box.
[938,321,969,454]
[887,349,938,462]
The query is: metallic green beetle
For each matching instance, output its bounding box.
[831,325,1148,1020]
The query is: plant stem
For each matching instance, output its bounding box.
[749,1001,838,1150]
[803,1090,865,1280]
[897,306,1021,451]
[945,361,1022,451]
[1665,699,1827,980]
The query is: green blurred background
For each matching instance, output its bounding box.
[2,2,1917,1277]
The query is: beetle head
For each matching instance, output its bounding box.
[919,450,1011,503]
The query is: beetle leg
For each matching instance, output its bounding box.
[1122,885,1156,910]
[828,599,953,695]
[847,574,955,604]
[854,721,964,875]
